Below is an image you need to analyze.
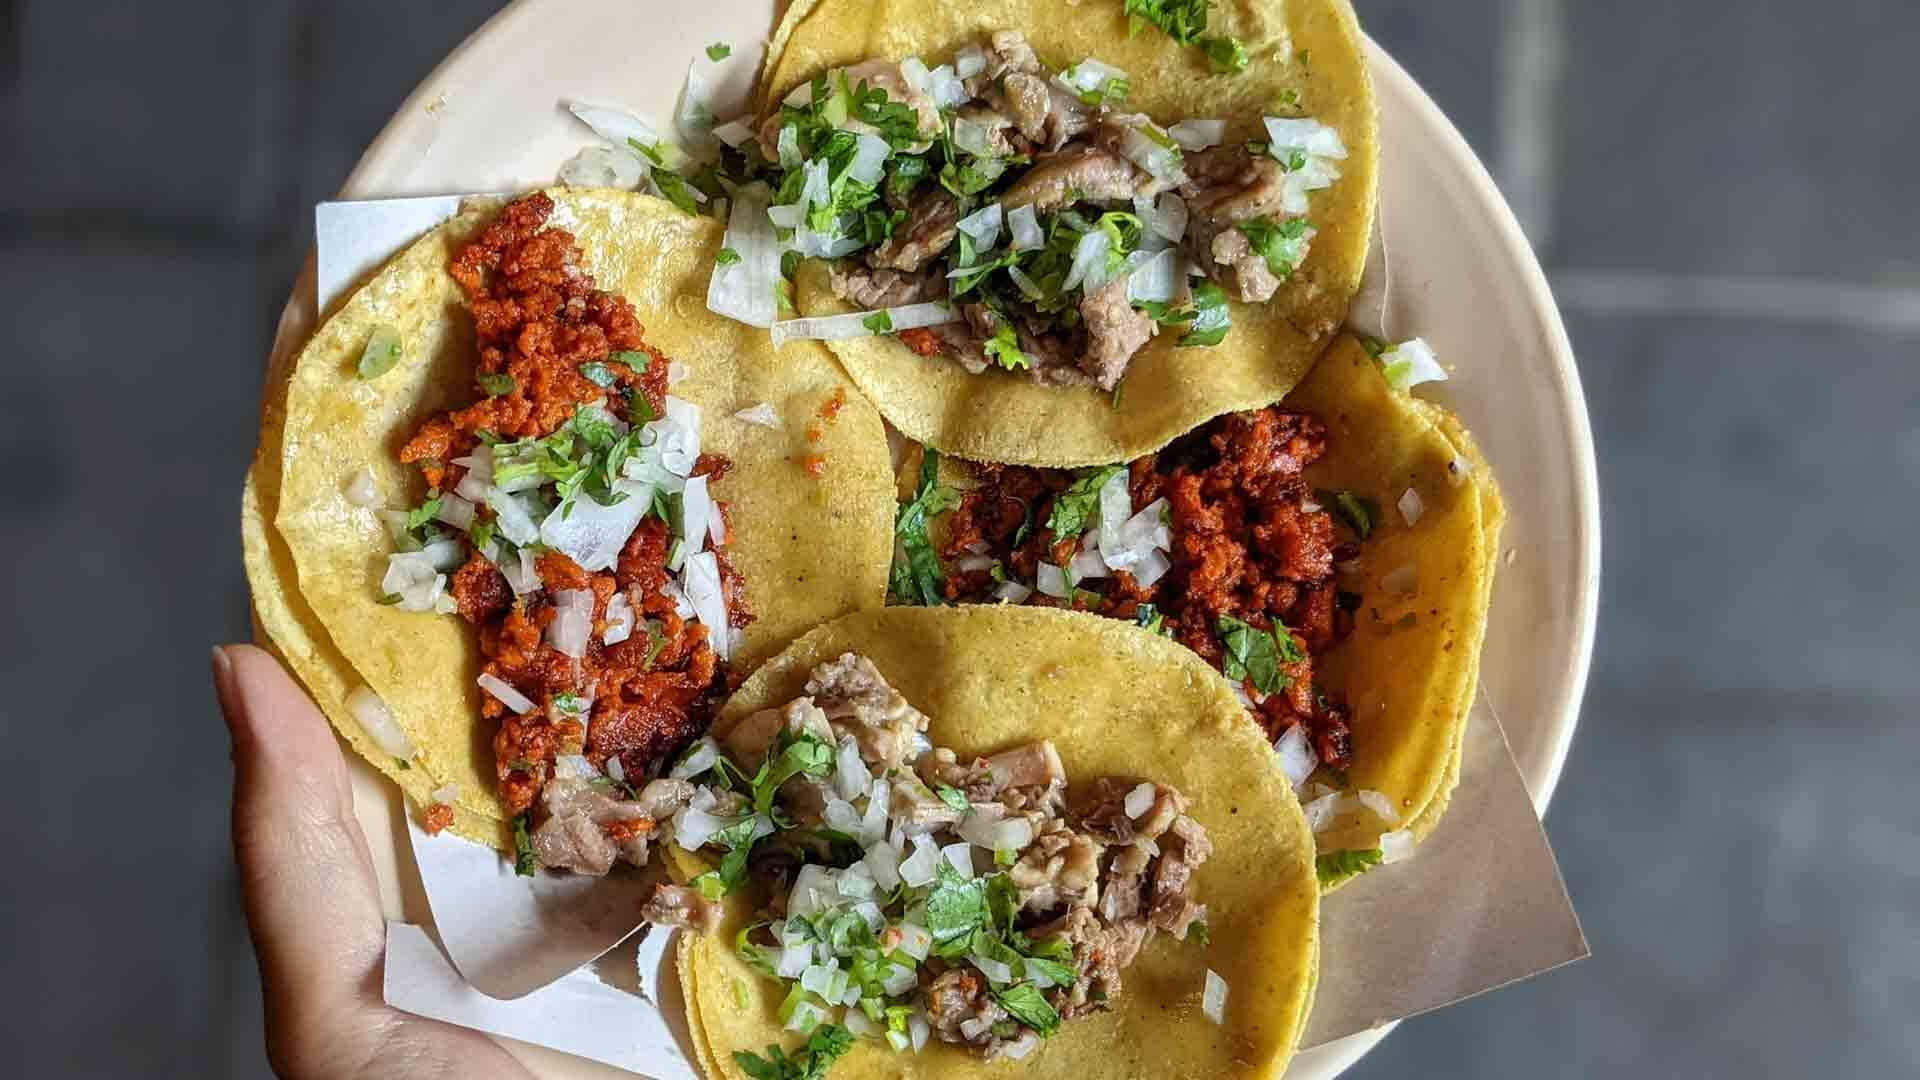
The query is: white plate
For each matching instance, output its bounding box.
[272,2,1599,1075]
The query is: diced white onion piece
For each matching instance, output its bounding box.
[993,581,1034,604]
[1379,828,1417,864]
[485,486,541,546]
[844,1007,878,1039]
[545,589,594,659]
[501,546,543,597]
[952,116,998,159]
[940,842,974,878]
[925,63,968,107]
[1203,969,1229,1024]
[1131,547,1172,588]
[566,102,684,171]
[959,1016,993,1041]
[677,62,719,152]
[1059,57,1129,95]
[669,737,719,780]
[864,842,902,891]
[1124,782,1157,819]
[909,1011,930,1052]
[734,402,781,428]
[1382,563,1418,597]
[681,550,732,658]
[899,836,941,887]
[788,864,839,919]
[552,755,595,780]
[1168,118,1226,150]
[881,963,918,997]
[603,592,634,645]
[1035,562,1070,598]
[1061,229,1112,293]
[1263,115,1348,160]
[1118,125,1185,181]
[1274,724,1318,789]
[800,960,841,999]
[558,144,647,189]
[673,804,732,851]
[420,539,465,572]
[846,132,891,186]
[956,203,1003,250]
[454,471,491,504]
[824,797,864,838]
[833,736,872,802]
[955,555,993,574]
[1004,1035,1039,1059]
[434,492,476,531]
[1068,547,1107,581]
[893,922,933,961]
[1007,204,1043,251]
[899,57,932,95]
[1126,248,1182,303]
[1358,788,1401,825]
[1398,487,1425,527]
[680,474,712,560]
[477,673,536,714]
[344,466,380,507]
[381,552,445,612]
[958,814,1033,852]
[859,779,890,847]
[770,301,958,346]
[969,953,1014,986]
[1146,192,1188,243]
[776,941,812,979]
[1380,337,1447,390]
[430,782,461,805]
[712,118,756,148]
[347,685,415,760]
[1303,790,1342,832]
[539,479,654,572]
[1101,495,1171,572]
[954,43,988,78]
[776,123,802,168]
[708,181,780,328]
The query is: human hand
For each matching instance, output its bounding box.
[214,644,535,1080]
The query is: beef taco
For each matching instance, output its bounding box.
[672,605,1318,1078]
[896,336,1502,884]
[689,0,1375,466]
[241,189,896,862]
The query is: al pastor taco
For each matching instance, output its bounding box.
[673,605,1318,1078]
[895,336,1502,884]
[693,0,1375,465]
[241,189,897,863]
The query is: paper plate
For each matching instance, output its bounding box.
[262,2,1599,1075]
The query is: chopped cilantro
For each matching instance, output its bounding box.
[356,326,404,379]
[1134,603,1170,637]
[1277,88,1303,110]
[889,449,961,606]
[934,784,971,813]
[715,247,742,268]
[706,42,732,62]
[405,496,442,531]
[1124,0,1212,44]
[610,349,651,371]
[578,361,618,388]
[982,321,1029,370]
[1323,489,1377,540]
[626,136,665,167]
[477,372,516,397]
[1142,281,1232,347]
[1046,465,1124,540]
[511,813,537,876]
[393,757,411,771]
[628,390,656,425]
[861,309,894,334]
[924,862,989,944]
[1316,847,1383,888]
[990,983,1061,1037]
[1237,216,1313,280]
[885,155,929,206]
[733,1023,853,1080]
[1216,615,1295,696]
[1203,35,1249,74]
[652,169,701,216]
[694,872,726,900]
[1186,920,1211,945]
[376,592,403,606]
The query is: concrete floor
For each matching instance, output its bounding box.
[2,1,1914,1076]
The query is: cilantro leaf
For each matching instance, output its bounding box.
[1125,0,1210,44]
[1322,489,1377,540]
[1237,216,1313,280]
[652,169,702,216]
[862,310,894,334]
[715,247,742,268]
[889,449,961,606]
[578,361,618,388]
[1046,465,1124,541]
[406,496,442,532]
[511,813,537,876]
[1216,615,1294,696]
[1203,35,1248,74]
[732,1023,854,1080]
[610,349,651,371]
[982,321,1029,370]
[357,326,404,379]
[990,983,1061,1037]
[1315,847,1384,888]
[924,862,989,943]
[934,784,971,813]
[478,372,516,396]
[706,42,732,61]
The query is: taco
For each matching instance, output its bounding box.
[895,336,1502,883]
[241,189,897,863]
[673,605,1318,1078]
[697,0,1375,466]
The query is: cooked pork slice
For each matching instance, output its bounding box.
[529,776,658,876]
[1178,145,1309,300]
[963,30,1042,98]
[829,262,946,308]
[925,968,1015,1050]
[931,320,992,374]
[984,740,1066,792]
[1096,841,1153,923]
[996,71,1090,151]
[641,882,719,931]
[1009,819,1104,917]
[998,145,1138,214]
[954,103,1021,157]
[1147,813,1213,938]
[1033,905,1147,1020]
[1077,274,1156,389]
[1208,227,1284,302]
[867,189,961,272]
[806,653,930,771]
[890,775,967,830]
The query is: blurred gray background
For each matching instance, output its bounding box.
[3,1,1915,1076]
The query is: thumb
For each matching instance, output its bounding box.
[214,644,386,1008]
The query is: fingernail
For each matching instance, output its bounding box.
[211,645,241,729]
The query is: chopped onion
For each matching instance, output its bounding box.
[539,478,654,572]
[859,779,890,847]
[1202,969,1228,1024]
[776,941,812,979]
[770,301,959,346]
[1274,725,1318,789]
[1144,192,1188,243]
[1379,828,1416,864]
[844,1007,878,1039]
[1357,789,1401,825]
[712,118,756,148]
[924,63,968,107]
[1007,204,1043,251]
[708,181,780,328]
[733,403,781,429]
[347,685,415,760]
[434,492,476,531]
[673,804,733,851]
[893,922,933,961]
[959,814,1033,852]
[681,550,731,658]
[956,554,994,573]
[677,62,719,153]
[880,962,918,997]
[1132,547,1173,588]
[1303,790,1342,832]
[909,1011,930,1052]
[1379,337,1447,390]
[993,581,1034,604]
[1068,548,1107,581]
[899,56,932,95]
[954,43,988,78]
[485,486,541,546]
[1168,118,1226,150]
[1123,782,1157,819]
[1035,562,1070,598]
[900,836,941,887]
[846,132,891,186]
[1101,495,1172,572]
[956,203,1003,250]
[1382,563,1418,597]
[429,782,461,806]
[969,952,1014,986]
[477,673,535,714]
[940,842,974,878]
[959,1016,993,1041]
[680,474,712,560]
[603,591,634,645]
[500,546,543,596]
[1059,57,1129,97]
[1117,125,1186,181]
[547,589,595,658]
[832,736,873,802]
[1263,115,1348,160]
[1003,1035,1038,1060]
[1398,487,1425,527]
[1126,248,1182,303]
[952,116,998,158]
[558,144,647,188]
[566,102,684,171]
[669,737,719,780]
[381,552,445,612]
[552,754,595,780]
[420,538,465,572]
[864,842,902,891]
[344,466,380,507]
[1060,229,1111,292]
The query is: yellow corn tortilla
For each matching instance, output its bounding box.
[766,0,1377,467]
[243,189,897,842]
[681,605,1319,1078]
